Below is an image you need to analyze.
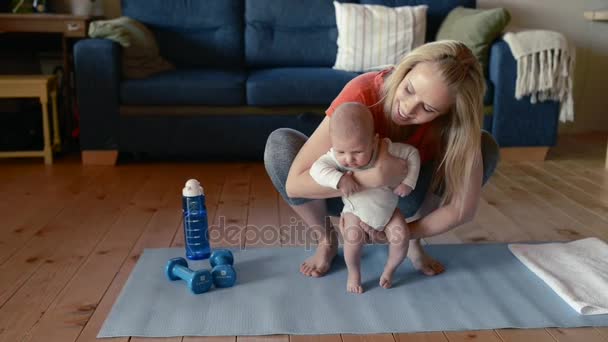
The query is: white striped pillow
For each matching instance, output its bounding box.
[333,2,427,72]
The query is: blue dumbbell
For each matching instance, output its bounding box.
[165,257,213,294]
[209,250,237,288]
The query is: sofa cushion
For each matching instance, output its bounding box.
[333,2,428,72]
[122,0,244,68]
[359,0,476,41]
[247,68,358,106]
[436,7,510,74]
[485,77,493,106]
[121,69,246,106]
[245,0,353,67]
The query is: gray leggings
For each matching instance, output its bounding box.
[263,128,499,218]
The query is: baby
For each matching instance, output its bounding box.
[310,102,420,293]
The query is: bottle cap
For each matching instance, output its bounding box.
[183,179,204,197]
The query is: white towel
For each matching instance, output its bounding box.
[503,30,575,123]
[508,238,608,315]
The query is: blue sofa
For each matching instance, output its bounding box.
[74,0,560,164]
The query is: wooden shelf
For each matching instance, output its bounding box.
[584,10,608,21]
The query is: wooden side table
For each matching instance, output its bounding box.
[0,14,99,143]
[0,75,60,164]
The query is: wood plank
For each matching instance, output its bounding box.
[129,338,182,342]
[2,154,608,342]
[516,163,608,223]
[22,166,180,342]
[497,164,608,241]
[443,330,502,341]
[451,220,494,244]
[278,195,305,247]
[494,167,605,241]
[290,335,343,342]
[184,337,237,342]
[422,229,462,245]
[0,167,148,341]
[546,328,608,342]
[341,334,395,342]
[480,173,566,242]
[394,332,449,341]
[245,164,280,248]
[529,162,608,205]
[0,166,104,264]
[0,163,72,208]
[209,164,252,248]
[495,328,556,342]
[277,196,322,248]
[238,336,289,342]
[550,161,608,190]
[74,165,202,342]
[596,328,608,339]
[0,166,144,309]
[561,159,606,170]
[472,197,533,243]
[0,162,46,196]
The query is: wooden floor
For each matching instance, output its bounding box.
[1,133,607,342]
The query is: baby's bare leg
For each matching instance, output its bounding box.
[380,209,411,289]
[341,212,366,294]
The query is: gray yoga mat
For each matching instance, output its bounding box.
[98,244,608,338]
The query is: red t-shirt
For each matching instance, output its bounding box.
[326,69,437,163]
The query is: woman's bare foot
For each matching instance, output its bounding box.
[408,239,445,276]
[347,271,363,293]
[300,242,338,277]
[379,270,393,289]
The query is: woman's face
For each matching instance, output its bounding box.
[392,62,454,126]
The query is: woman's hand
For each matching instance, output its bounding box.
[373,140,408,188]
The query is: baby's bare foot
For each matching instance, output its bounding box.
[347,272,363,294]
[408,240,445,276]
[379,271,393,289]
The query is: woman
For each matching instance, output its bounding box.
[264,40,499,277]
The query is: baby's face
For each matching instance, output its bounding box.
[332,133,375,169]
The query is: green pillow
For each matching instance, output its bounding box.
[436,7,510,74]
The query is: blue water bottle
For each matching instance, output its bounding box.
[182,179,211,260]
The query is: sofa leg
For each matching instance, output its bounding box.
[82,150,118,165]
[500,147,549,162]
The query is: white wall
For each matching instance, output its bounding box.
[479,0,608,133]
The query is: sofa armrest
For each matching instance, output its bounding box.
[74,39,122,150]
[488,39,560,147]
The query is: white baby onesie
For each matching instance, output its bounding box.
[310,138,420,230]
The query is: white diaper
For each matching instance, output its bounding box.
[342,187,399,230]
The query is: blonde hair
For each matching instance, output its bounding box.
[381,40,485,208]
